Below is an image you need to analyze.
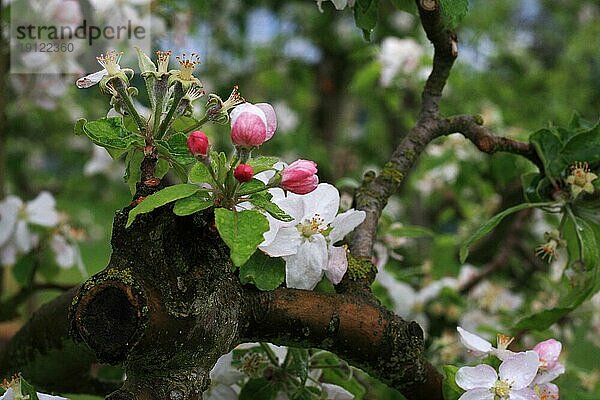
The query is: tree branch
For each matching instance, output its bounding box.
[240,287,443,400]
[439,115,543,170]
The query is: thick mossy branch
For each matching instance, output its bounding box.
[240,288,443,400]
[0,288,117,395]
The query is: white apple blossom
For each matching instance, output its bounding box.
[455,351,540,400]
[0,385,68,400]
[76,50,133,89]
[456,327,516,361]
[376,269,456,334]
[259,183,365,290]
[0,192,59,266]
[316,0,355,12]
[379,37,423,87]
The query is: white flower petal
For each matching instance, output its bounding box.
[377,272,415,318]
[533,362,565,384]
[325,245,347,284]
[1,241,18,266]
[0,196,22,246]
[457,388,494,400]
[300,183,340,224]
[76,69,108,88]
[51,234,76,268]
[284,237,327,290]
[328,209,365,243]
[26,191,59,227]
[498,351,539,390]
[455,364,497,390]
[508,388,539,400]
[255,103,277,140]
[230,103,267,128]
[210,352,243,385]
[457,327,493,355]
[37,393,69,400]
[268,343,288,365]
[204,384,239,400]
[321,383,354,399]
[14,220,34,253]
[259,227,302,257]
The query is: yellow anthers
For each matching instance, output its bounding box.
[175,53,201,81]
[156,50,172,74]
[96,50,123,75]
[566,161,597,199]
[1,374,18,389]
[535,230,565,262]
[239,352,268,378]
[493,380,511,398]
[496,334,514,351]
[222,85,246,109]
[297,214,326,238]
[346,254,375,280]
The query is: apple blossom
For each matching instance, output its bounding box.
[280,159,319,194]
[187,131,210,157]
[259,183,365,290]
[169,53,202,87]
[535,383,559,400]
[230,102,277,147]
[532,339,565,385]
[234,164,254,183]
[455,351,540,400]
[0,192,60,266]
[0,382,68,400]
[566,161,597,198]
[76,50,133,89]
[379,37,423,87]
[456,327,516,360]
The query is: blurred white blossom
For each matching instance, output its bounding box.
[378,37,423,87]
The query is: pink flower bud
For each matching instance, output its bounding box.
[230,102,277,147]
[533,339,561,369]
[234,164,254,183]
[187,131,209,156]
[280,160,318,194]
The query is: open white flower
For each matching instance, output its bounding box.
[457,327,516,361]
[379,37,423,87]
[259,183,365,290]
[0,385,68,400]
[76,50,133,89]
[0,192,60,266]
[456,351,540,400]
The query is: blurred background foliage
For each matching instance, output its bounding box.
[1,0,599,398]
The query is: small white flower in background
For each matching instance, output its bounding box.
[456,327,516,361]
[0,192,59,266]
[0,382,68,400]
[84,145,122,180]
[470,281,523,313]
[455,351,540,400]
[315,0,355,12]
[376,269,456,334]
[272,101,299,134]
[259,183,365,290]
[378,37,423,87]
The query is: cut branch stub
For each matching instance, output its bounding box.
[70,206,244,400]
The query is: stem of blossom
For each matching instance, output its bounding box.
[259,342,279,365]
[112,79,146,136]
[156,82,185,140]
[151,78,169,137]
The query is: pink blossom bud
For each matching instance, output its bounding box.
[280,160,318,194]
[234,164,254,183]
[533,339,561,369]
[230,102,277,147]
[187,131,209,156]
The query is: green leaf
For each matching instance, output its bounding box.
[126,184,200,227]
[11,252,36,287]
[514,308,573,331]
[291,386,321,400]
[155,159,171,179]
[442,365,464,400]
[171,116,199,133]
[74,118,87,136]
[239,378,280,400]
[214,208,270,267]
[459,202,558,263]
[83,117,145,152]
[353,0,379,40]
[439,0,469,28]
[173,193,213,216]
[156,133,196,166]
[529,128,566,179]
[248,156,279,174]
[249,193,294,222]
[284,348,310,384]
[211,151,229,183]
[318,353,365,398]
[239,252,285,291]
[20,377,40,400]
[388,225,435,238]
[238,179,267,196]
[389,0,416,13]
[189,162,215,185]
[124,149,144,195]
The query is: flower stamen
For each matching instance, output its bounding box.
[176,53,201,81]
[96,50,123,75]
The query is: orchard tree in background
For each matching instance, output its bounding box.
[0,1,599,400]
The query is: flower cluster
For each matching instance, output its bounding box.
[455,327,564,399]
[259,184,365,289]
[1,375,67,400]
[0,192,85,272]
